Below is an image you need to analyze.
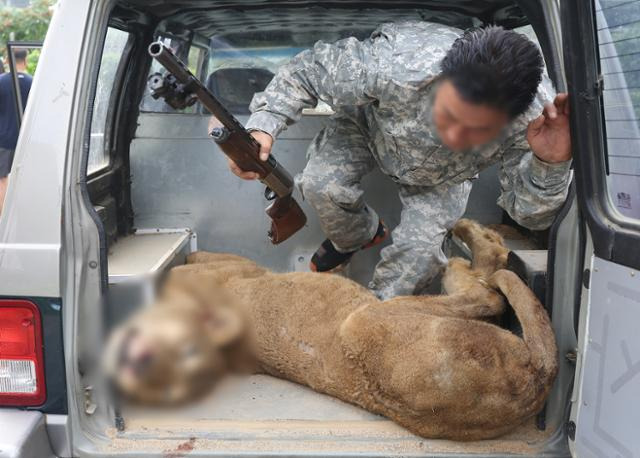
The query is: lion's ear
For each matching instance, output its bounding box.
[203,306,243,347]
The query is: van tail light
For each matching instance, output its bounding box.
[0,300,46,406]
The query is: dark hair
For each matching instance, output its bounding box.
[14,49,28,62]
[440,26,543,118]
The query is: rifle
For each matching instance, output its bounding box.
[147,41,306,244]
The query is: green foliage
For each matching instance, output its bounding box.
[26,48,39,74]
[0,0,54,64]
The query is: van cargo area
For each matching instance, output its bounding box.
[5,0,581,456]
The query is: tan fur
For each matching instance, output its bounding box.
[106,219,558,441]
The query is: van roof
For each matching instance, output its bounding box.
[119,0,529,33]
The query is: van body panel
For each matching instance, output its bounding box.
[45,414,71,458]
[0,410,55,458]
[0,1,91,297]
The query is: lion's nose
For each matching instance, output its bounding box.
[129,351,154,376]
[117,329,155,376]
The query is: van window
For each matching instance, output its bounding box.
[141,27,371,116]
[88,27,130,175]
[597,0,640,220]
[188,44,208,76]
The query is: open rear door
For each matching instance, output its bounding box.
[5,41,42,128]
[562,1,640,457]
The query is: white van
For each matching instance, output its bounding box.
[0,0,638,456]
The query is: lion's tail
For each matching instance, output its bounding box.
[489,269,559,385]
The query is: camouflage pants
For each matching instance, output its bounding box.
[296,116,472,300]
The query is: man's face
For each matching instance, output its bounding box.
[432,79,509,152]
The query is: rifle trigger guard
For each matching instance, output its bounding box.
[264,187,277,201]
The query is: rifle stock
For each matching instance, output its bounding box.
[147,41,306,244]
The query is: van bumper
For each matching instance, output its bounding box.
[0,410,56,458]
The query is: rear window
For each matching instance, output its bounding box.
[140,28,368,116]
[203,29,362,115]
[596,0,640,220]
[139,7,479,116]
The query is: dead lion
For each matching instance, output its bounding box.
[105,219,558,441]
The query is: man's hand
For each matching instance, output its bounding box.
[207,116,274,180]
[226,133,274,181]
[227,130,273,180]
[526,93,572,164]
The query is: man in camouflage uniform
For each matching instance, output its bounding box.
[228,21,572,300]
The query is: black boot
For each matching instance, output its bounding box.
[310,220,389,272]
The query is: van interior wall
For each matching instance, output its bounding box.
[129,112,502,286]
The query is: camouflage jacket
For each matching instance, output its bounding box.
[246,21,572,230]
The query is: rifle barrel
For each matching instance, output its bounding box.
[148,41,249,139]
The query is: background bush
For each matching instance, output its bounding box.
[0,0,54,68]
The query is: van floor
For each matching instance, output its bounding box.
[107,374,553,457]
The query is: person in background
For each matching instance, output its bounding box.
[0,49,33,215]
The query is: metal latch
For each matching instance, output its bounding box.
[84,385,97,415]
[595,74,604,96]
